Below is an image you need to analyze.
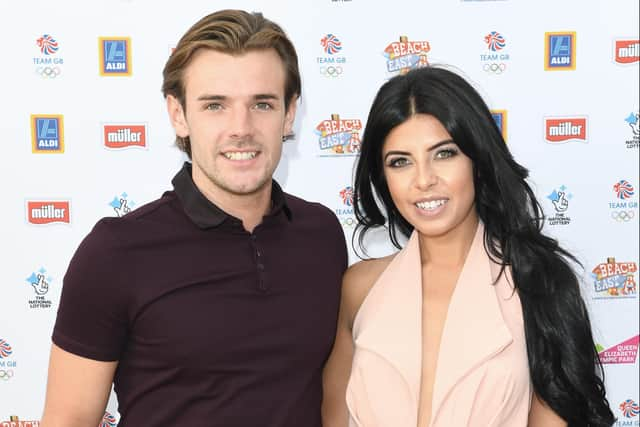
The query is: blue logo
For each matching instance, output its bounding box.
[545,32,576,70]
[100,37,132,76]
[31,115,64,153]
[109,192,136,217]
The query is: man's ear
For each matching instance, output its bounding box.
[283,97,298,138]
[167,95,189,138]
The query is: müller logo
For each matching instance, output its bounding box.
[614,39,639,65]
[544,117,587,143]
[26,201,70,225]
[103,124,147,149]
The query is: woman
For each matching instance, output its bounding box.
[322,66,615,426]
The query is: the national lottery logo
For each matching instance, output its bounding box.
[0,416,40,426]
[315,114,362,156]
[26,200,71,225]
[597,335,639,364]
[33,34,63,79]
[491,110,507,141]
[619,399,640,419]
[99,411,118,427]
[624,111,639,149]
[609,180,637,223]
[99,37,132,76]
[591,258,637,298]
[481,32,510,75]
[109,192,136,217]
[31,114,64,153]
[546,185,572,226]
[25,267,53,309]
[103,124,147,149]
[383,36,430,77]
[336,186,356,228]
[544,32,576,71]
[614,39,639,65]
[544,117,587,144]
[317,34,346,78]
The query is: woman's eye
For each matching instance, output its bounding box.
[435,148,458,159]
[387,157,410,168]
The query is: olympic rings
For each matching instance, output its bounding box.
[611,210,635,222]
[0,369,14,380]
[341,216,356,227]
[35,66,61,78]
[483,63,506,74]
[320,66,343,77]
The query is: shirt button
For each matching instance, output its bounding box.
[250,234,256,241]
[257,263,264,271]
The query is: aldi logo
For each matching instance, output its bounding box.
[491,110,507,141]
[544,32,576,70]
[544,117,587,143]
[31,114,64,153]
[99,37,132,76]
[26,201,70,225]
[103,124,147,149]
[614,39,639,65]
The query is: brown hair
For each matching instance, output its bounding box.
[162,10,301,157]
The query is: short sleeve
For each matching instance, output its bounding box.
[52,218,129,361]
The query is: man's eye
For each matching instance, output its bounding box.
[206,103,223,111]
[254,102,273,111]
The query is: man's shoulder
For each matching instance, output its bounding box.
[284,192,334,218]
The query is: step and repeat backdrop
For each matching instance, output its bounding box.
[1,0,638,425]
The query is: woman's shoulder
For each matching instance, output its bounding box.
[341,254,396,328]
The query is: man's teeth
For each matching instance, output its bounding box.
[224,152,256,160]
[416,199,446,210]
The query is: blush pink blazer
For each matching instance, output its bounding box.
[346,223,532,426]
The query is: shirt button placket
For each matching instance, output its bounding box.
[250,233,267,292]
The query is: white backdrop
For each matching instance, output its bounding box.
[1,0,638,425]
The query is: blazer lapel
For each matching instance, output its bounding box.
[430,224,513,424]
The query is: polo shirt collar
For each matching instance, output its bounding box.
[172,162,292,229]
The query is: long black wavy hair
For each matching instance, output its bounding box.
[353,66,615,426]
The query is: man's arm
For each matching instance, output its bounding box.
[40,344,117,427]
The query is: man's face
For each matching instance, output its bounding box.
[168,48,296,200]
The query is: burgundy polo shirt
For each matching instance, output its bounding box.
[52,162,348,426]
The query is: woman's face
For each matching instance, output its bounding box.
[382,114,478,239]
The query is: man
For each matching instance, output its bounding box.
[41,10,347,426]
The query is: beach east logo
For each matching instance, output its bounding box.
[317,34,346,78]
[31,114,64,153]
[546,185,572,226]
[614,39,639,65]
[109,192,136,217]
[0,416,40,426]
[383,36,430,77]
[25,267,53,309]
[103,124,147,149]
[99,37,132,76]
[591,257,637,299]
[597,335,639,364]
[480,31,510,75]
[624,111,639,149]
[33,34,63,79]
[315,114,362,156]
[26,200,70,225]
[544,116,587,144]
[544,32,576,71]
